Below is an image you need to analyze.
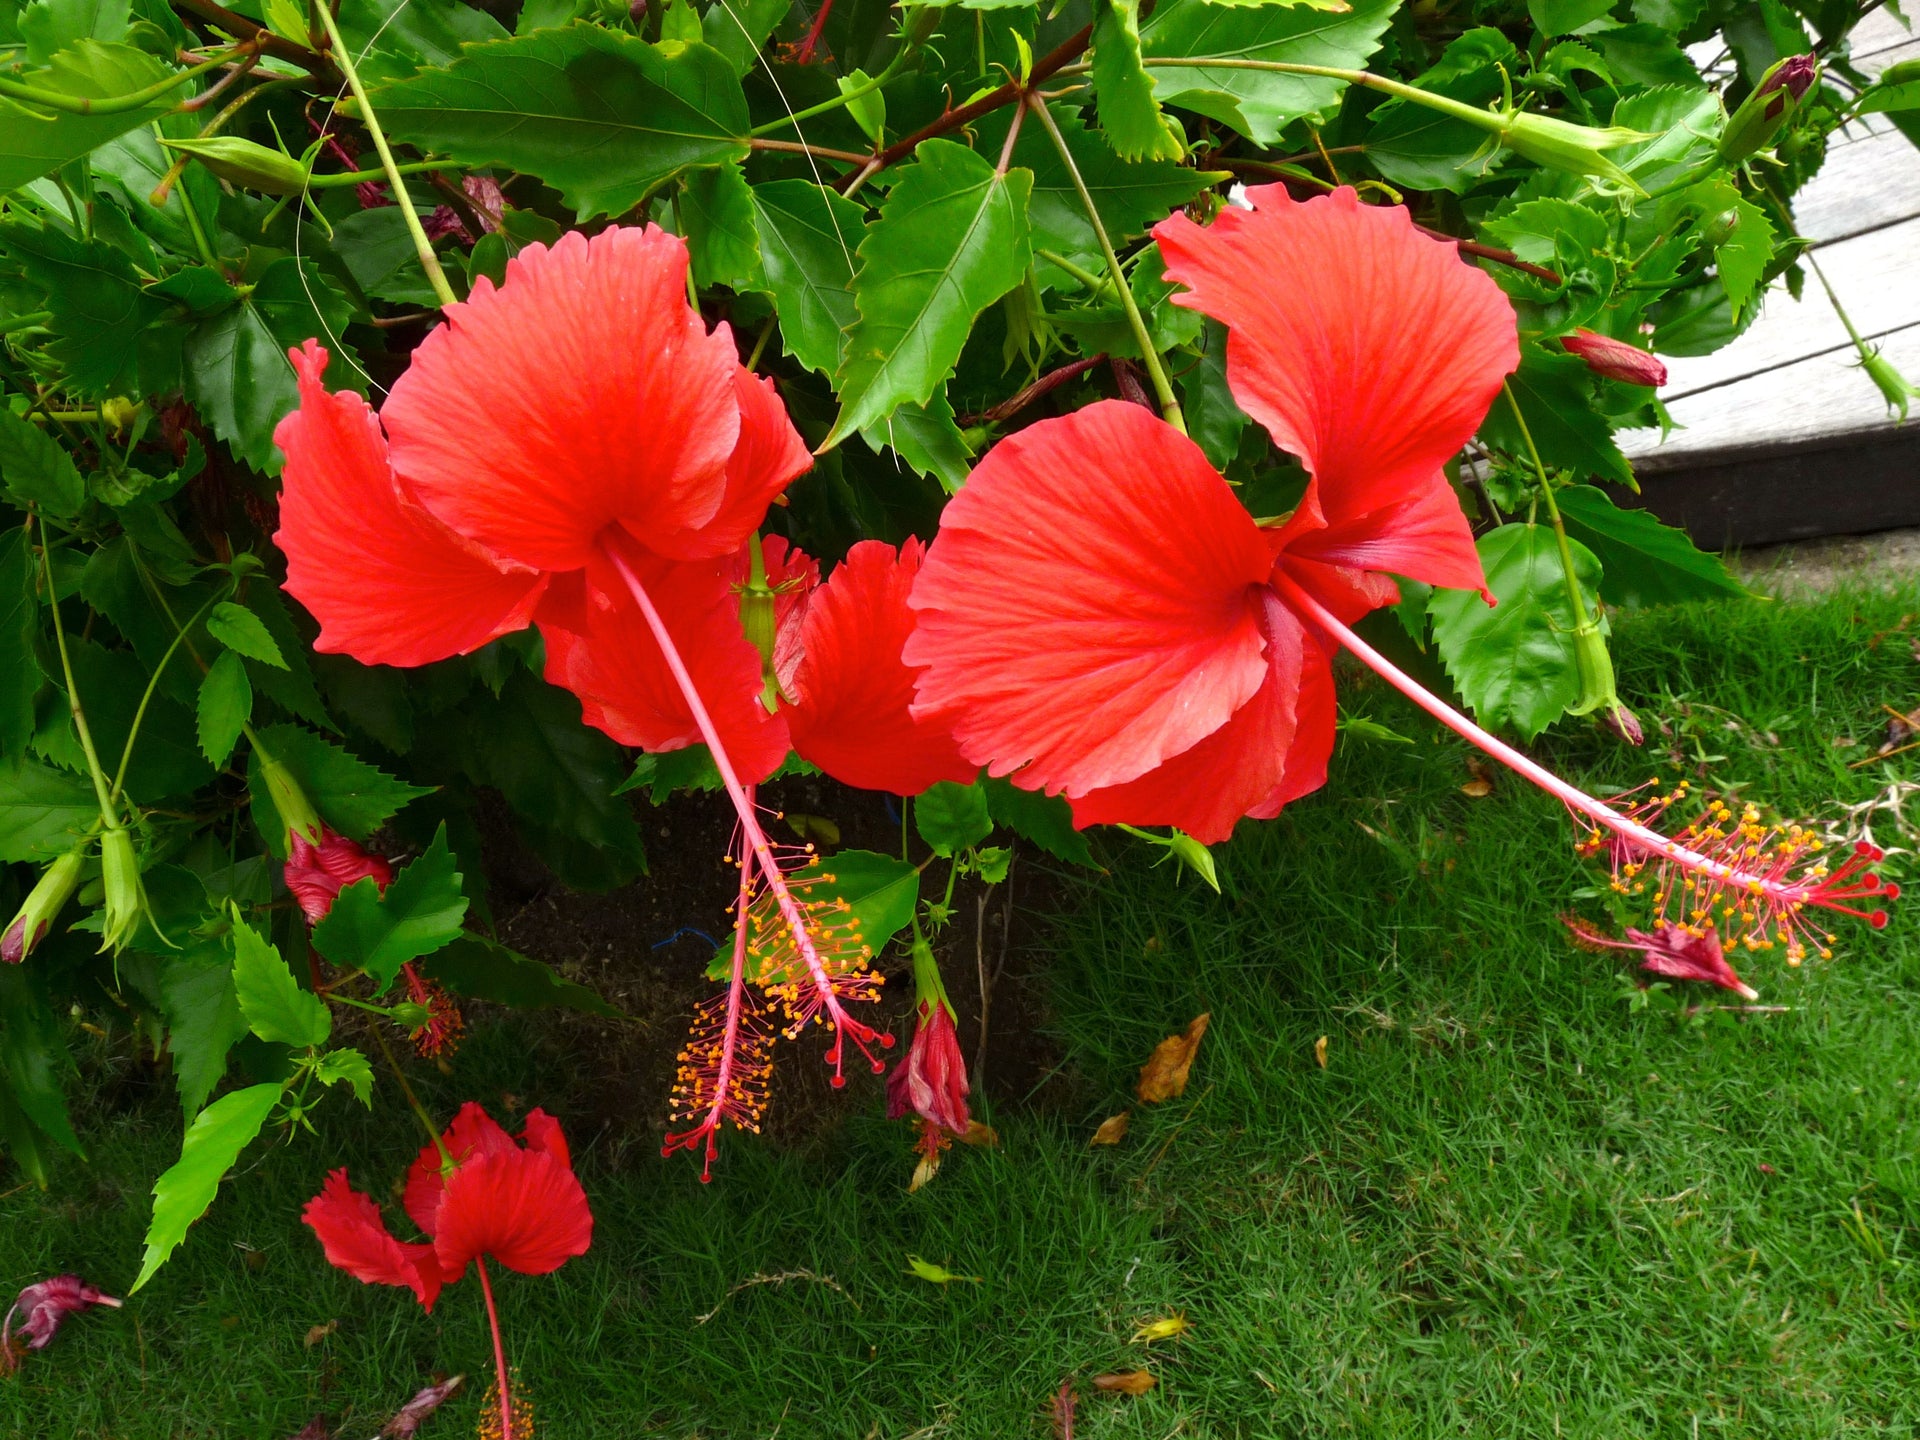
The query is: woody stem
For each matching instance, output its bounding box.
[475,1258,513,1440]
[600,544,877,1075]
[1268,572,1791,901]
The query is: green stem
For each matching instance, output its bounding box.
[34,517,124,830]
[0,311,53,336]
[748,43,913,138]
[310,1,458,308]
[1024,95,1185,435]
[1808,252,1870,353]
[0,46,246,115]
[1034,247,1110,297]
[109,585,226,805]
[1501,383,1595,632]
[302,158,455,189]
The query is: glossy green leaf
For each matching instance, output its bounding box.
[246,723,432,859]
[0,755,96,862]
[1556,485,1747,608]
[1478,346,1634,488]
[1177,319,1250,473]
[206,600,287,670]
[717,848,920,982]
[682,160,760,291]
[1141,0,1399,144]
[1093,0,1183,161]
[0,964,81,1156]
[238,586,333,733]
[19,0,130,64]
[0,529,38,758]
[1527,0,1613,33]
[830,141,1033,443]
[374,29,749,221]
[1365,29,1513,193]
[424,933,622,1017]
[0,407,84,518]
[749,178,864,377]
[232,913,331,1048]
[311,825,468,994]
[983,775,1096,867]
[0,40,174,193]
[1588,24,1704,88]
[157,951,248,1118]
[700,0,788,74]
[0,220,169,396]
[196,650,251,769]
[915,780,994,857]
[335,0,508,86]
[859,392,973,494]
[1430,523,1602,740]
[131,1080,281,1292]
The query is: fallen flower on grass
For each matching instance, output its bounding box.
[1138,1014,1211,1103]
[1051,1378,1076,1438]
[382,1374,464,1438]
[1092,1370,1157,1395]
[286,1418,330,1440]
[1,1274,121,1372]
[1563,917,1759,999]
[1130,1312,1191,1343]
[1090,1112,1131,1146]
[906,1256,983,1285]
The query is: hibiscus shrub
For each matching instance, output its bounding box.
[0,0,1907,1297]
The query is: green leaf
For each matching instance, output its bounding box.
[1092,0,1183,161]
[329,207,446,308]
[1858,77,1920,114]
[246,723,432,859]
[1365,29,1513,193]
[1710,190,1774,317]
[184,257,357,473]
[374,29,749,222]
[829,140,1033,443]
[1527,0,1613,33]
[0,40,174,193]
[983,775,1096,867]
[20,0,130,64]
[231,913,331,1048]
[0,1084,51,1188]
[205,600,287,670]
[0,964,81,1156]
[859,391,974,494]
[314,1047,373,1106]
[1609,85,1723,190]
[1140,0,1399,145]
[838,67,886,145]
[0,220,169,396]
[424,933,622,1017]
[65,640,212,803]
[682,160,760,291]
[157,951,247,1118]
[0,407,84,518]
[1478,346,1634,488]
[1430,523,1602,740]
[749,178,864,377]
[1555,486,1747,608]
[238,586,333,732]
[196,650,251,768]
[716,848,920,982]
[311,825,468,994]
[0,754,96,862]
[335,0,508,86]
[700,0,787,74]
[915,779,994,857]
[130,1080,281,1293]
[0,528,42,759]
[1587,24,1704,89]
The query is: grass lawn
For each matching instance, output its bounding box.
[7,585,1920,1438]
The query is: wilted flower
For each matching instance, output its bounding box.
[1564,917,1758,999]
[284,826,394,925]
[1562,329,1668,388]
[1,1274,121,1372]
[2,846,84,963]
[400,963,464,1059]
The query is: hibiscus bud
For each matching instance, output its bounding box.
[158,136,312,196]
[1720,55,1818,166]
[284,827,394,925]
[1860,346,1919,423]
[97,828,147,955]
[1496,113,1650,193]
[887,939,970,1135]
[1567,622,1641,750]
[1599,702,1646,747]
[1562,329,1667,388]
[259,752,324,849]
[3,847,85,964]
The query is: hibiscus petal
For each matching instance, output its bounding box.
[1284,471,1490,600]
[519,1108,571,1168]
[907,401,1275,797]
[381,227,742,574]
[272,341,547,668]
[302,1170,443,1311]
[403,1101,516,1236]
[1249,616,1338,818]
[540,542,791,785]
[656,367,812,561]
[785,539,977,796]
[1155,186,1517,530]
[1067,592,1306,844]
[432,1149,594,1279]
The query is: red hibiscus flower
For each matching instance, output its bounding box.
[283,825,393,925]
[907,185,1518,843]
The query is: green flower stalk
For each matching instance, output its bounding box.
[2,848,86,964]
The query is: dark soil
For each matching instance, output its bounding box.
[466,776,1075,1172]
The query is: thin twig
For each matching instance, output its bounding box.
[958,354,1105,426]
[692,1270,857,1325]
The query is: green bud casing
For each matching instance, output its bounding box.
[98,827,146,955]
[159,136,312,196]
[2,847,86,963]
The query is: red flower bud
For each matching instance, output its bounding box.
[1760,54,1818,104]
[1562,329,1667,388]
[284,827,394,925]
[886,1000,970,1136]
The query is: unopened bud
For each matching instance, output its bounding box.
[1860,346,1918,423]
[1719,55,1818,166]
[1497,113,1650,194]
[388,1000,433,1029]
[259,753,323,849]
[1566,621,1640,749]
[1165,830,1221,893]
[1562,329,1667,387]
[2,847,85,963]
[98,828,147,955]
[158,136,312,196]
[1599,702,1645,746]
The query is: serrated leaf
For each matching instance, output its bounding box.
[335,0,507,86]
[246,723,432,859]
[983,775,1096,867]
[1093,0,1183,161]
[700,0,788,73]
[66,640,212,802]
[205,600,287,670]
[314,1047,373,1106]
[1527,0,1612,32]
[1710,191,1774,317]
[1141,0,1399,145]
[423,933,622,1017]
[681,160,760,290]
[239,586,333,732]
[0,529,42,759]
[130,1080,281,1293]
[0,754,96,862]
[749,178,864,377]
[915,779,994,857]
[714,848,919,982]
[859,391,973,493]
[1430,523,1602,740]
[1555,486,1746,608]
[374,29,749,222]
[1365,29,1513,193]
[196,650,251,768]
[1478,346,1633,488]
[232,913,331,1047]
[0,220,170,396]
[20,0,130,64]
[157,952,248,1118]
[311,825,468,994]
[0,40,175,193]
[829,140,1032,443]
[0,407,84,518]
[184,257,358,473]
[0,964,81,1156]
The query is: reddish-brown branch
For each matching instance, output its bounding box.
[959,353,1106,426]
[1423,227,1564,286]
[170,0,337,80]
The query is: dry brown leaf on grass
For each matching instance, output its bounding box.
[286,1420,330,1440]
[1137,1014,1210,1102]
[381,1375,465,1438]
[1090,1112,1131,1146]
[1461,758,1495,798]
[959,1120,999,1147]
[1314,1034,1329,1069]
[303,1320,337,1348]
[1051,1378,1076,1438]
[1092,1370,1157,1395]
